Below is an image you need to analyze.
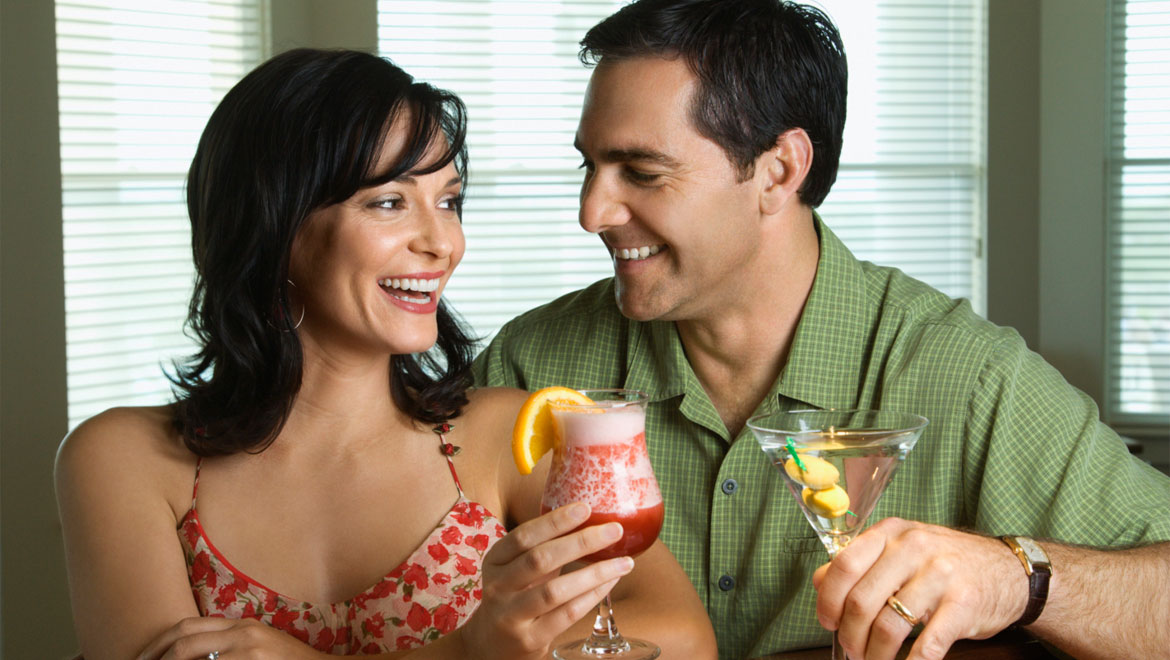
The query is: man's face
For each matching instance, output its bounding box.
[575,56,766,323]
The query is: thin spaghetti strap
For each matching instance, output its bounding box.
[190,457,203,509]
[435,432,465,497]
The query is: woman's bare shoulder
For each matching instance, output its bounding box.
[461,386,527,435]
[465,386,529,413]
[55,405,194,506]
[457,387,537,521]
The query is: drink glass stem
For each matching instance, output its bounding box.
[826,546,845,660]
[583,595,632,653]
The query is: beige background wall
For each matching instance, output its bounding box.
[1038,0,1110,414]
[1,0,1160,657]
[1,1,69,659]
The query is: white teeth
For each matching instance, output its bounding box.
[614,245,663,261]
[379,277,439,292]
[391,292,431,304]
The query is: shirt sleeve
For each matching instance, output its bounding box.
[965,335,1170,546]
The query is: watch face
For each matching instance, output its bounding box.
[1016,536,1049,565]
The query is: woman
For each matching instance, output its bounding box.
[55,49,715,660]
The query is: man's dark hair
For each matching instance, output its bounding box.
[172,48,475,456]
[580,0,847,207]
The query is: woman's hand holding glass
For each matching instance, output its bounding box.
[455,502,635,660]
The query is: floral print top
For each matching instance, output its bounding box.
[178,437,507,654]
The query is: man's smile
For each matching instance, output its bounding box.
[613,244,664,261]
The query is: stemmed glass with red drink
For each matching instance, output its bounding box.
[541,389,663,660]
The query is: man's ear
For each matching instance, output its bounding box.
[759,128,813,215]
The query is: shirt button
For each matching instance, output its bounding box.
[718,574,736,591]
[720,478,739,495]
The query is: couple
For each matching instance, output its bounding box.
[56,1,1170,659]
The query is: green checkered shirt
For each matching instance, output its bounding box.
[472,217,1170,660]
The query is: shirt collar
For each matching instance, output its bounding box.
[776,212,872,410]
[624,319,689,404]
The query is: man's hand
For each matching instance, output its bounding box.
[811,517,1027,660]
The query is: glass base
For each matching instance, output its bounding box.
[552,637,661,659]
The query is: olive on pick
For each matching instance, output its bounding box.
[802,485,850,518]
[784,455,840,490]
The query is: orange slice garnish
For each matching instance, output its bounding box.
[511,387,594,474]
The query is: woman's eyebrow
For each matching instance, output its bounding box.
[393,175,463,188]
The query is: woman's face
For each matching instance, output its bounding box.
[288,130,465,359]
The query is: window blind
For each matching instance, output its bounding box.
[822,1,985,305]
[1107,0,1170,425]
[377,0,987,342]
[56,0,265,429]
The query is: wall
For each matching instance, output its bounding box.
[1037,0,1110,412]
[0,0,71,657]
[270,0,378,54]
[987,0,1041,348]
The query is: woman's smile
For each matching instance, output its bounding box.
[378,271,444,313]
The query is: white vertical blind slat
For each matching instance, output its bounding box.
[1108,0,1170,425]
[377,0,986,342]
[56,0,264,429]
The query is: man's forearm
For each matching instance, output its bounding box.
[1030,541,1170,659]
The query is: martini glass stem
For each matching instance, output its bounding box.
[826,545,846,660]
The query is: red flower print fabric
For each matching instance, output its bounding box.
[179,497,506,654]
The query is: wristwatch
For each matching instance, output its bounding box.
[1000,535,1052,627]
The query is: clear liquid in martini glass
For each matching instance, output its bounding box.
[748,410,928,659]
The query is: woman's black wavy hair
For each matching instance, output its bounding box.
[170,48,475,456]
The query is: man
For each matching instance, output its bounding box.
[473,1,1170,658]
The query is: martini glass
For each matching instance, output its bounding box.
[747,409,928,660]
[542,389,664,660]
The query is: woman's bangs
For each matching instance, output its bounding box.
[362,86,467,189]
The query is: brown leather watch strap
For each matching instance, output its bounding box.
[1017,562,1050,626]
[1000,535,1051,627]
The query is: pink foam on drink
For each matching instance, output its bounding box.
[542,406,662,515]
[556,404,645,446]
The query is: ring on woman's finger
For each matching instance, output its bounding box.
[886,595,920,627]
[206,652,220,660]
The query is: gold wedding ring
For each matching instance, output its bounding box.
[886,595,921,627]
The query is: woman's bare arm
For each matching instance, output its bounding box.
[55,407,203,660]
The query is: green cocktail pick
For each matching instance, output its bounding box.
[785,437,806,471]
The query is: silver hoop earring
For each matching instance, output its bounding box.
[287,279,305,330]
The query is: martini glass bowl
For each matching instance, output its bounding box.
[747,409,928,660]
